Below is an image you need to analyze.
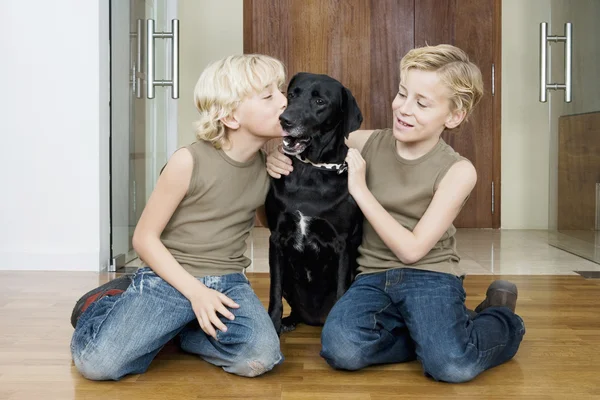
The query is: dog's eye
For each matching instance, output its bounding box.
[315,98,325,105]
[287,92,295,99]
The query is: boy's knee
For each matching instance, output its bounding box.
[226,339,283,377]
[225,326,283,377]
[228,353,282,377]
[320,319,365,371]
[320,346,365,371]
[73,354,124,381]
[421,354,481,383]
[72,338,141,381]
[426,363,479,383]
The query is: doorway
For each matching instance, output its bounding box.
[109,0,178,270]
[542,1,600,266]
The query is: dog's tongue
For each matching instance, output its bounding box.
[281,130,290,137]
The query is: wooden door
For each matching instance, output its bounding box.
[414,0,498,228]
[558,112,600,231]
[244,0,501,228]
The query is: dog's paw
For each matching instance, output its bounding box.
[281,322,297,333]
[281,316,297,333]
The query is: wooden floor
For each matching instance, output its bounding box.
[1,271,600,399]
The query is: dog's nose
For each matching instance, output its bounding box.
[279,115,294,130]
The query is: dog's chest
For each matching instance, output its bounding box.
[280,161,347,200]
[292,211,315,253]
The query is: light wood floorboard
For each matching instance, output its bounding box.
[0,272,599,399]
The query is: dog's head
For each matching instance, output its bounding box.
[279,72,363,160]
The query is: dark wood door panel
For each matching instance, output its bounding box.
[369,0,414,130]
[244,0,414,131]
[414,0,495,228]
[245,0,499,228]
[558,112,600,231]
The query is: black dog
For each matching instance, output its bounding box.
[265,72,363,334]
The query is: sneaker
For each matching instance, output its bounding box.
[474,280,518,313]
[70,275,132,328]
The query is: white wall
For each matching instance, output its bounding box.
[177,0,243,147]
[501,0,551,229]
[0,0,110,270]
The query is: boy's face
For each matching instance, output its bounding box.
[391,69,465,144]
[233,83,288,139]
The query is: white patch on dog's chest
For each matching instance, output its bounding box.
[293,211,311,252]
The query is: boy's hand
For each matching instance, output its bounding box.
[345,148,368,197]
[189,285,240,339]
[266,145,293,178]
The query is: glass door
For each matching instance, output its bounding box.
[109,0,177,270]
[544,0,600,265]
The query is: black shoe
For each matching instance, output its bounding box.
[70,275,132,328]
[474,280,518,313]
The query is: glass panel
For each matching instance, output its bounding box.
[110,0,140,264]
[145,0,171,196]
[547,0,600,264]
[110,1,264,272]
[110,0,170,267]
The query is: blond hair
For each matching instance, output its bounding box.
[193,54,286,149]
[400,44,483,124]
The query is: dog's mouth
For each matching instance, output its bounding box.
[282,136,311,155]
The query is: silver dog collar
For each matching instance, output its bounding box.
[294,155,348,174]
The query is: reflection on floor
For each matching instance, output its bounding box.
[244,228,600,275]
[548,230,600,266]
[125,228,600,275]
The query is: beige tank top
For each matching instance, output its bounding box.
[160,140,270,277]
[356,129,470,276]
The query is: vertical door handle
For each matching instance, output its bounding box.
[135,19,143,98]
[129,19,143,98]
[540,22,572,103]
[146,19,179,99]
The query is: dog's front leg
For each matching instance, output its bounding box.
[267,235,284,334]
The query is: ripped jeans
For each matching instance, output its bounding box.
[71,267,283,380]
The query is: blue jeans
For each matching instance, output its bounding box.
[71,267,283,380]
[320,268,525,383]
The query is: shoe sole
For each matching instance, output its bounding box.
[70,275,132,328]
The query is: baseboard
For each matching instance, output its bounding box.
[0,250,102,271]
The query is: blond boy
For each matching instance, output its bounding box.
[269,44,524,382]
[71,54,287,380]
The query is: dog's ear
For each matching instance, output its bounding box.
[341,86,363,137]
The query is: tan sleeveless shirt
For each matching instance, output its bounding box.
[160,140,270,278]
[357,129,470,276]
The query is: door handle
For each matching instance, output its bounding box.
[135,19,143,98]
[146,19,179,99]
[540,22,572,103]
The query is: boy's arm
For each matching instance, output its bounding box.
[345,129,375,153]
[346,149,476,264]
[132,148,239,338]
